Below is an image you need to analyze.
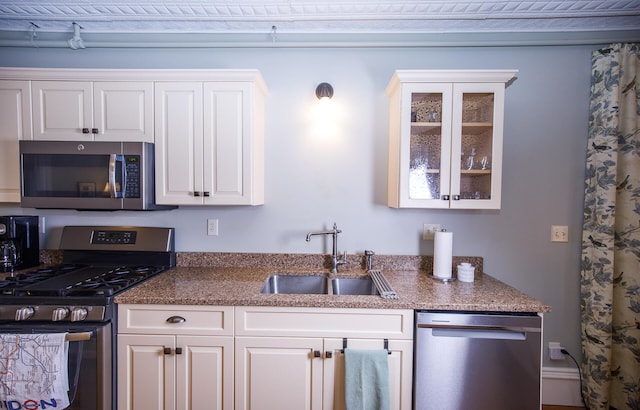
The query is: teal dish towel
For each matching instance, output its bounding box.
[344,348,391,410]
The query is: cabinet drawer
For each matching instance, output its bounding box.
[236,306,413,339]
[118,304,233,335]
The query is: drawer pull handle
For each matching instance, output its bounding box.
[175,347,183,355]
[313,350,321,358]
[163,347,171,355]
[325,351,333,359]
[166,316,186,324]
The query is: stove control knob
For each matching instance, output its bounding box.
[52,307,70,321]
[15,307,35,321]
[71,307,88,322]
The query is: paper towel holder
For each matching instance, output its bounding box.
[430,273,457,283]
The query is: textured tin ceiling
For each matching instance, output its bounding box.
[0,0,639,47]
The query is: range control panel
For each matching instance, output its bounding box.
[91,230,137,245]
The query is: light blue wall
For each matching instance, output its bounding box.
[0,44,598,366]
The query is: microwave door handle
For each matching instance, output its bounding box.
[109,154,125,198]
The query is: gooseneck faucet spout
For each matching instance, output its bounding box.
[306,222,346,273]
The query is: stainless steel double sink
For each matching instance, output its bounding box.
[261,274,379,296]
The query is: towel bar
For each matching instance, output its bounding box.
[66,332,92,341]
[341,337,391,355]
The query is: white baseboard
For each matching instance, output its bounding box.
[542,366,584,406]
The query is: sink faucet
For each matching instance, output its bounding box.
[306,222,347,273]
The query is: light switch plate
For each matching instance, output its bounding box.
[423,224,441,240]
[207,219,219,236]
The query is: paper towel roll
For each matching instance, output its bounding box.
[433,230,453,278]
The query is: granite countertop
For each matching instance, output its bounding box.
[113,253,551,312]
[11,251,549,312]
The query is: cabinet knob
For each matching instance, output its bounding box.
[325,351,333,359]
[166,316,186,324]
[442,195,450,200]
[194,192,201,197]
[313,350,321,358]
[82,128,90,134]
[91,128,99,134]
[175,347,183,355]
[203,192,210,197]
[163,347,172,355]
[452,195,460,200]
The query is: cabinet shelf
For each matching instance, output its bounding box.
[460,169,491,175]
[411,121,442,128]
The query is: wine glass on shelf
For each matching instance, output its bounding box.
[481,156,489,170]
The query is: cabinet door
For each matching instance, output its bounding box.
[117,334,176,410]
[93,82,153,142]
[176,335,234,410]
[0,80,31,202]
[399,83,454,208]
[235,337,323,410]
[202,82,254,205]
[323,338,413,410]
[32,81,93,141]
[154,82,204,205]
[450,82,505,209]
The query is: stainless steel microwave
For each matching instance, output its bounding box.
[19,141,175,210]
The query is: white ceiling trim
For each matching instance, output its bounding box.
[1,0,639,48]
[1,0,639,34]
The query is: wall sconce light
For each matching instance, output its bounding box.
[315,82,334,100]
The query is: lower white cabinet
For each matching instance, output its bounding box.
[118,305,413,410]
[234,306,414,410]
[117,305,234,410]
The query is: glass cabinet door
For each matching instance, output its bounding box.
[450,82,504,209]
[404,84,452,208]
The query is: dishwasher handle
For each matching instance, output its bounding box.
[419,325,533,341]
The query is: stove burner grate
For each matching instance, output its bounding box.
[0,264,166,298]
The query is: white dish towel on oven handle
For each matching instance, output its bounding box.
[0,333,70,409]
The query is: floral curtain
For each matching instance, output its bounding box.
[581,43,640,409]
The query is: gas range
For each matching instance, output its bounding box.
[0,225,175,323]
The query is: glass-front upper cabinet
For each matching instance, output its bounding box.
[386,70,517,209]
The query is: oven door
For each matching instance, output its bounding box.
[0,322,113,410]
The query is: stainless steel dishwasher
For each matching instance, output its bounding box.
[414,311,542,410]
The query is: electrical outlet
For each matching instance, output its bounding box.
[423,224,441,240]
[551,225,569,242]
[207,219,218,236]
[548,342,565,360]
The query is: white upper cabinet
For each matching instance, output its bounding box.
[31,80,153,142]
[386,70,517,209]
[0,80,31,203]
[154,72,266,206]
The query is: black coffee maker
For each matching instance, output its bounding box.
[0,215,40,271]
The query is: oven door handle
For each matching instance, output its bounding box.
[66,331,92,342]
[109,154,125,198]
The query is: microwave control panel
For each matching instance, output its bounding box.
[124,155,140,198]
